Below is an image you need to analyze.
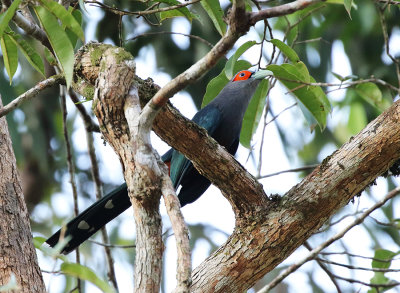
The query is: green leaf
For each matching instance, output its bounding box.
[225,41,257,80]
[1,34,18,83]
[61,263,117,293]
[368,273,391,293]
[158,0,195,22]
[355,82,385,111]
[372,249,396,269]
[344,0,353,19]
[39,0,84,42]
[202,60,251,108]
[368,249,399,293]
[65,8,83,48]
[6,29,45,77]
[0,0,22,38]
[297,99,319,131]
[348,102,367,135]
[44,47,57,66]
[200,0,226,36]
[267,63,331,130]
[33,236,47,249]
[34,6,74,89]
[240,79,269,148]
[160,9,188,21]
[270,39,300,63]
[265,41,331,130]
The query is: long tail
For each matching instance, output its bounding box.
[46,150,174,254]
[46,183,130,254]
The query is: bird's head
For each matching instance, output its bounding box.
[231,69,273,82]
[218,69,272,100]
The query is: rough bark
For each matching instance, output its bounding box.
[88,46,165,292]
[0,97,46,292]
[73,43,400,292]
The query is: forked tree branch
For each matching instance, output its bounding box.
[73,42,400,292]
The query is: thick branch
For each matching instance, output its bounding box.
[189,100,400,292]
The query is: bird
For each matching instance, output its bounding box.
[46,69,271,254]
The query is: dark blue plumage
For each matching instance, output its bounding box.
[46,70,270,253]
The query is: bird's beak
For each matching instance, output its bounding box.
[253,70,273,80]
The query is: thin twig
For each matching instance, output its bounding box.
[304,242,342,293]
[265,103,297,126]
[258,164,318,179]
[329,272,400,289]
[70,89,119,290]
[60,86,81,292]
[126,31,214,48]
[369,215,400,227]
[317,257,400,273]
[316,209,367,233]
[0,75,64,118]
[86,0,201,16]
[320,251,400,263]
[257,185,400,293]
[377,5,400,89]
[88,240,136,249]
[68,92,100,132]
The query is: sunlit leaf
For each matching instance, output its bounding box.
[200,0,226,36]
[65,8,83,48]
[44,47,57,66]
[0,0,22,38]
[348,102,367,135]
[1,34,18,83]
[34,6,74,88]
[344,0,353,19]
[240,79,269,148]
[39,0,85,42]
[355,82,386,111]
[371,249,396,269]
[33,236,47,248]
[267,63,330,130]
[368,273,391,293]
[225,41,257,80]
[158,0,195,22]
[270,39,300,63]
[6,29,45,77]
[266,41,330,130]
[332,72,358,82]
[61,263,117,293]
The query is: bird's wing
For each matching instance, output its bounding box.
[169,105,221,188]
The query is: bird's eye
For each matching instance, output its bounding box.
[232,70,253,82]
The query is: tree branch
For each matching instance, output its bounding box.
[71,27,400,293]
[249,0,323,25]
[0,75,64,118]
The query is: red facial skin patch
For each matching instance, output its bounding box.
[232,70,253,82]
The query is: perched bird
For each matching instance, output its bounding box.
[46,69,270,254]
